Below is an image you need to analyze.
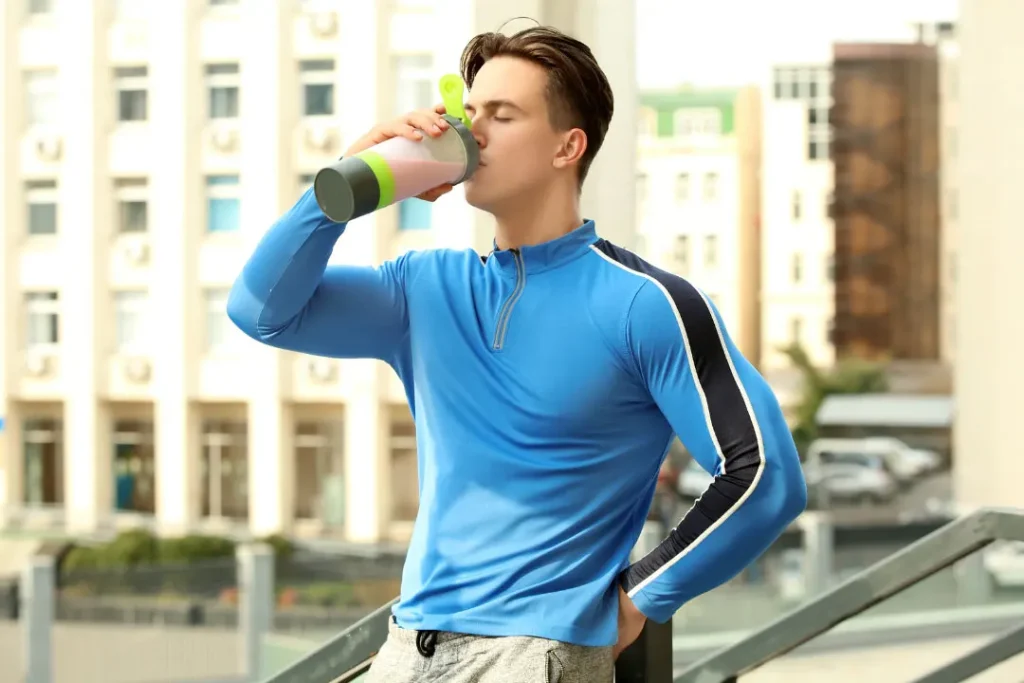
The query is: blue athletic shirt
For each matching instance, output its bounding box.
[228,188,807,647]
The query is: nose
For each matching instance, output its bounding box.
[469,116,486,149]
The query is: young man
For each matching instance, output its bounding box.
[228,25,806,683]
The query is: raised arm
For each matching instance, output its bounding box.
[620,275,807,623]
[226,188,411,363]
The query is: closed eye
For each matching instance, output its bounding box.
[493,116,512,122]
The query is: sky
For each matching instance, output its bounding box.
[634,0,959,88]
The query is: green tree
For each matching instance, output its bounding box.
[780,343,889,456]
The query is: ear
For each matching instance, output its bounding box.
[553,128,588,171]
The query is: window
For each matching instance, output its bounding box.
[113,419,155,513]
[206,175,240,232]
[298,173,316,199]
[295,420,345,525]
[394,54,433,116]
[675,173,690,202]
[23,418,63,507]
[115,66,149,122]
[205,63,239,119]
[300,59,335,117]
[674,109,721,138]
[25,70,58,125]
[792,190,802,221]
[636,173,647,202]
[704,235,718,268]
[27,0,52,14]
[26,292,59,347]
[791,253,803,284]
[204,288,233,351]
[201,420,248,520]
[114,178,148,233]
[702,172,718,201]
[114,291,148,351]
[389,407,418,522]
[673,235,689,272]
[398,198,432,230]
[790,317,803,344]
[26,180,57,235]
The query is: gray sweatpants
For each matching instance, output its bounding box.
[364,618,614,682]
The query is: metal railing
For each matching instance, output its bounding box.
[262,508,1024,683]
[674,507,1024,682]
[261,600,676,683]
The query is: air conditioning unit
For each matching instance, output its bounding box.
[123,357,152,383]
[308,12,338,38]
[123,240,150,265]
[308,357,337,383]
[34,133,63,162]
[24,350,54,377]
[211,126,239,153]
[304,124,337,153]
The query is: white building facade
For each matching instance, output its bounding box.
[0,0,636,541]
[759,64,836,373]
[635,89,761,362]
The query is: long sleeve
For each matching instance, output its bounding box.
[227,188,412,364]
[620,277,807,623]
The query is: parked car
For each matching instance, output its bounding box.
[806,438,935,488]
[676,459,714,499]
[983,541,1024,588]
[862,437,942,478]
[805,462,898,505]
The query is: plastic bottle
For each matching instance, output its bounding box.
[314,74,478,223]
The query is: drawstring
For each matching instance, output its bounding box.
[416,629,439,658]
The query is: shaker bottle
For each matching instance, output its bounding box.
[314,74,479,223]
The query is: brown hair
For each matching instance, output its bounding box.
[460,24,614,186]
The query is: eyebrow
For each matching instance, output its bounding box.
[463,99,526,113]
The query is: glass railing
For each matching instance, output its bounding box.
[674,508,1024,682]
[260,508,1024,683]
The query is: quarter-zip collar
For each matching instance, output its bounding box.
[487,220,598,276]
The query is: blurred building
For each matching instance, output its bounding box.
[0,0,637,541]
[829,42,941,362]
[635,87,761,362]
[760,64,836,373]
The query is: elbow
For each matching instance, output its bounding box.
[226,276,264,342]
[763,441,808,530]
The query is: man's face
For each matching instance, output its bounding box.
[461,56,570,213]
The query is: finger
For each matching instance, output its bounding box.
[394,123,423,142]
[416,184,454,202]
[408,111,449,137]
[433,102,447,115]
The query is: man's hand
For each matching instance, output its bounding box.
[343,104,455,202]
[612,584,647,660]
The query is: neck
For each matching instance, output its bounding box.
[492,183,582,251]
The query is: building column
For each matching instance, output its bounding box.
[60,0,111,533]
[953,0,1024,510]
[544,0,638,250]
[241,0,296,536]
[0,0,21,522]
[151,0,203,535]
[333,0,393,543]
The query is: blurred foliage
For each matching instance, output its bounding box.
[61,529,295,573]
[780,343,889,456]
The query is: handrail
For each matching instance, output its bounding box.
[261,598,397,683]
[673,507,1024,683]
[908,620,1024,683]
